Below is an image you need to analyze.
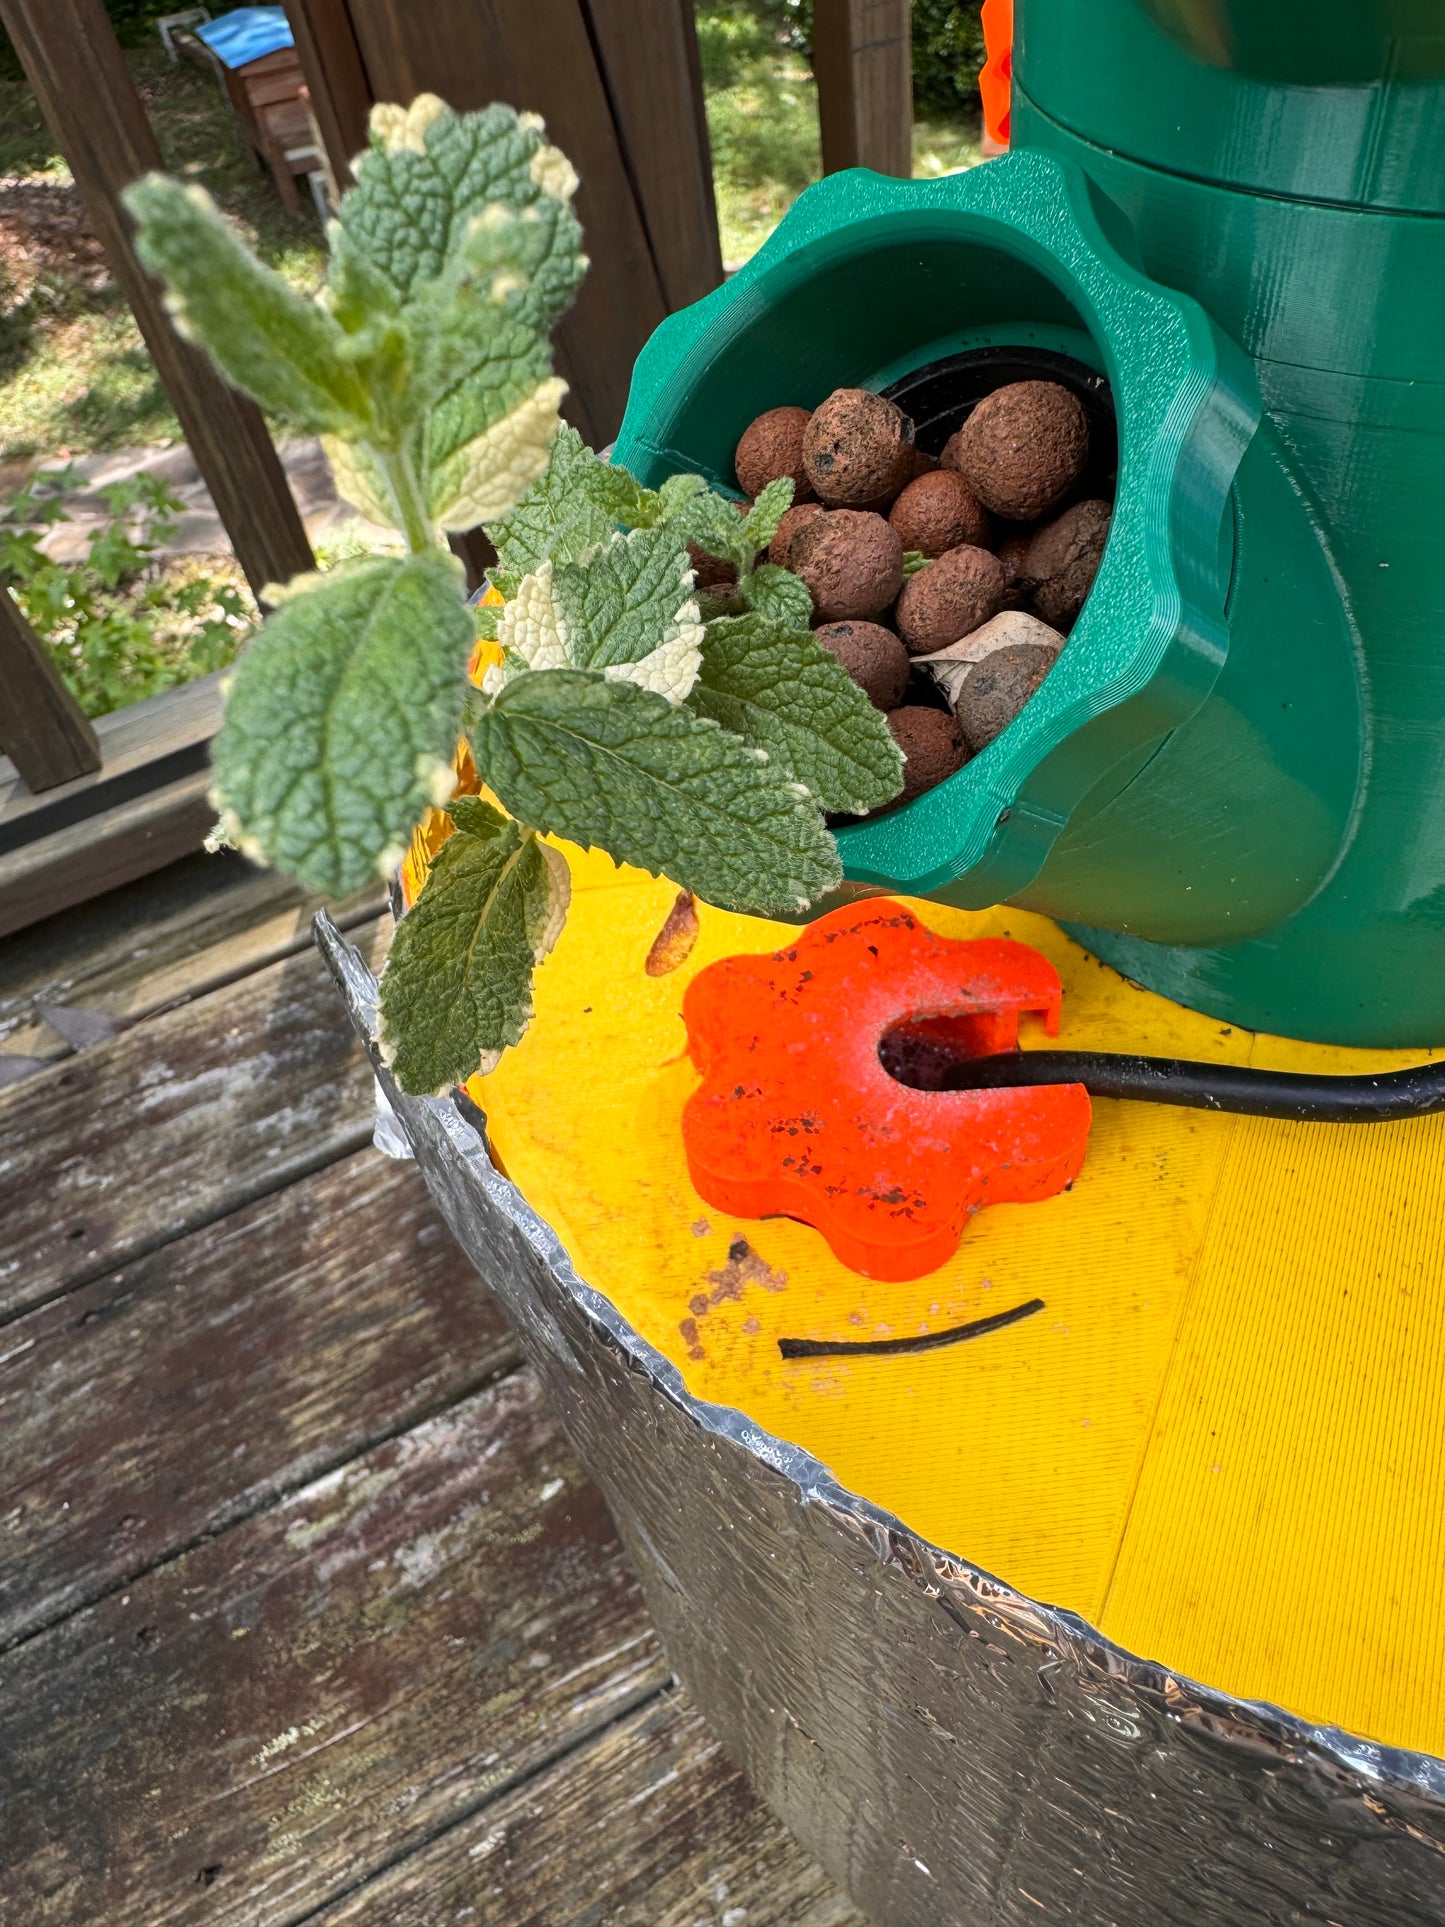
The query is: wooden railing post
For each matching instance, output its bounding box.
[283,0,372,189]
[0,593,101,793]
[0,0,315,604]
[812,0,913,178]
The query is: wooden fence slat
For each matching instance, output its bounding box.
[813,0,913,178]
[0,593,101,794]
[0,917,391,1320]
[582,0,723,311]
[0,1148,521,1647]
[281,0,372,187]
[309,1691,869,1927]
[0,1375,667,1927]
[339,0,668,447]
[0,0,315,603]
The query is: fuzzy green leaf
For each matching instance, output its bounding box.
[552,529,698,676]
[743,477,794,551]
[688,614,903,815]
[211,552,472,894]
[125,176,375,439]
[377,799,569,1093]
[470,669,841,913]
[739,562,813,633]
[902,549,931,576]
[488,425,615,571]
[578,454,654,526]
[667,489,752,571]
[338,100,578,312]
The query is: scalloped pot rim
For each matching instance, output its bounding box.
[612,149,1261,905]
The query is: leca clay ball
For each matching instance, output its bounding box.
[686,540,736,589]
[814,620,911,710]
[888,469,993,558]
[955,641,1057,751]
[803,389,916,508]
[769,501,825,571]
[895,543,1009,654]
[887,707,969,803]
[942,380,1089,520]
[790,510,904,621]
[1023,498,1112,628]
[734,406,814,502]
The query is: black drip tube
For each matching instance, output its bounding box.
[921,1049,1445,1123]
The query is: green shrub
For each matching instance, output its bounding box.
[1,470,253,718]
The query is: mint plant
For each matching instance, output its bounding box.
[125,95,901,1096]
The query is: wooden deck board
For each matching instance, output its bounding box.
[0,848,384,1063]
[0,1149,519,1649]
[0,917,389,1319]
[310,1690,866,1927]
[0,852,860,1923]
[0,1375,667,1927]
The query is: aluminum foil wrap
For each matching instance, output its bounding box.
[317,915,1445,1927]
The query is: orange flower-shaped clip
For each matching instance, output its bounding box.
[681,901,1091,1280]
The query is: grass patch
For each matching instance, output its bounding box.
[697,1,980,269]
[0,42,325,463]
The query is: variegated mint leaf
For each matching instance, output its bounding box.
[470,669,841,914]
[553,528,700,685]
[578,454,653,526]
[211,552,473,894]
[427,374,567,532]
[740,562,813,633]
[688,614,903,815]
[657,471,708,517]
[339,99,579,310]
[377,800,570,1094]
[666,488,753,572]
[743,477,794,551]
[124,176,375,440]
[488,425,614,571]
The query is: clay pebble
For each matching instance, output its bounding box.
[955,641,1057,751]
[942,380,1089,520]
[888,469,993,558]
[895,543,1009,654]
[814,620,911,710]
[803,389,916,508]
[886,706,969,803]
[1023,498,1112,628]
[735,405,814,502]
[769,500,826,571]
[791,509,904,621]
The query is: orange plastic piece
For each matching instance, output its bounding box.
[680,900,1091,1280]
[980,0,1013,149]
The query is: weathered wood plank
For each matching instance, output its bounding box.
[0,590,101,794]
[0,1375,665,1927]
[0,766,217,940]
[0,917,391,1319]
[0,847,384,1062]
[0,0,314,602]
[312,1690,868,1927]
[582,0,723,312]
[0,668,221,829]
[0,1148,520,1647]
[813,0,913,178]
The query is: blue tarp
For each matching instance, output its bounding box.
[195,6,294,69]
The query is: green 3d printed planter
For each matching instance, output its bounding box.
[614,44,1438,1046]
